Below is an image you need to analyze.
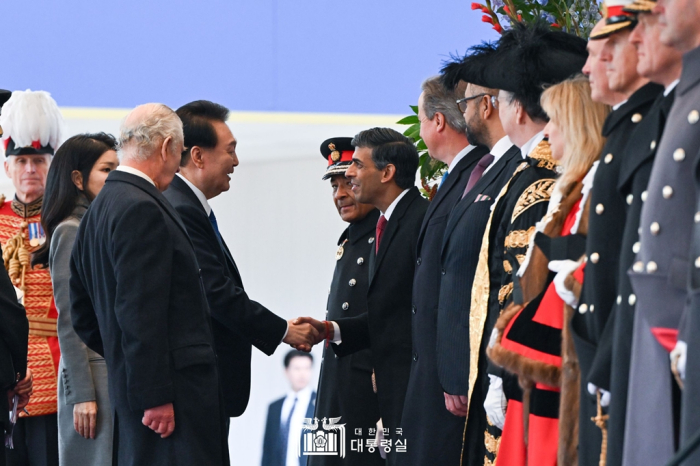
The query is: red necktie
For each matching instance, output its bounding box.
[375,215,387,253]
[462,153,495,199]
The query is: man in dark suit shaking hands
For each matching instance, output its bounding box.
[296,128,428,465]
[70,104,229,465]
[162,100,318,423]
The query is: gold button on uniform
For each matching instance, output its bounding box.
[646,261,658,273]
[604,153,613,164]
[617,295,622,305]
[696,256,700,268]
[357,257,364,265]
[689,110,699,124]
[590,305,595,313]
[633,261,644,272]
[663,186,673,199]
[674,148,686,161]
[590,252,600,264]
[632,113,642,123]
[579,304,588,314]
[650,140,657,150]
[629,294,637,305]
[627,194,634,205]
[641,191,648,202]
[695,212,700,223]
[349,279,356,286]
[633,242,641,253]
[650,222,660,235]
[596,204,605,215]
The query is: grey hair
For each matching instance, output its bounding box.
[421,76,468,135]
[118,103,184,162]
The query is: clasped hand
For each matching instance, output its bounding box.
[283,317,332,352]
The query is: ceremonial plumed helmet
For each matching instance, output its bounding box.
[485,22,588,118]
[0,90,65,157]
[321,137,354,180]
[0,90,12,138]
[590,0,639,39]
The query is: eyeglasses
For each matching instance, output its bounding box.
[456,93,497,113]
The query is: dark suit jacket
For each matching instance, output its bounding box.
[262,391,317,466]
[163,175,287,417]
[0,242,28,430]
[400,145,488,466]
[70,170,227,465]
[331,187,429,435]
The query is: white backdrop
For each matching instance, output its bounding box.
[0,109,405,465]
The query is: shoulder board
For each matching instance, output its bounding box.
[528,140,559,172]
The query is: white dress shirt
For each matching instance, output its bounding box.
[482,135,515,175]
[116,165,155,186]
[330,188,411,343]
[281,386,314,466]
[177,173,211,215]
[447,145,477,174]
[665,79,680,96]
[519,131,545,159]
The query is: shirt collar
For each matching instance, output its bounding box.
[447,145,476,174]
[116,165,156,186]
[490,135,514,160]
[519,131,545,158]
[286,385,313,402]
[177,173,211,215]
[612,99,628,111]
[665,79,680,96]
[382,188,410,220]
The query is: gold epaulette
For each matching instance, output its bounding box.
[528,139,559,172]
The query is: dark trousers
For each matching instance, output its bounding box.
[5,414,58,466]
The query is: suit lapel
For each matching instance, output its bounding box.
[371,188,419,281]
[416,146,488,255]
[442,146,520,243]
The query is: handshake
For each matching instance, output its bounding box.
[283,317,336,352]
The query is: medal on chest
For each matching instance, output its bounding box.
[336,239,348,261]
[28,222,46,247]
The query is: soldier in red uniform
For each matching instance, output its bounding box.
[0,90,64,466]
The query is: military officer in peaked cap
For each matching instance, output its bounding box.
[572,2,663,465]
[308,138,383,466]
[650,0,700,462]
[588,1,682,464]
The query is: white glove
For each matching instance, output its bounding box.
[549,259,581,307]
[587,382,610,407]
[484,375,507,429]
[671,340,687,381]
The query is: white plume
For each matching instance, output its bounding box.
[0,89,65,152]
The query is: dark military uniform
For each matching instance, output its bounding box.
[598,87,675,466]
[660,43,700,466]
[570,81,662,466]
[310,209,383,466]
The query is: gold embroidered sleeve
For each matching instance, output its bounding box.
[511,179,556,223]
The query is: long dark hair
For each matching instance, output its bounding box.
[32,133,117,268]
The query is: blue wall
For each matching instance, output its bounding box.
[3,0,495,114]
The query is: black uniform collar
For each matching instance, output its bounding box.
[338,208,380,245]
[678,45,700,96]
[602,82,664,136]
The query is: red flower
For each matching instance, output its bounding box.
[471,2,482,9]
[482,6,491,13]
[551,22,561,28]
[504,5,511,14]
[493,24,503,33]
[517,14,522,20]
[482,14,494,23]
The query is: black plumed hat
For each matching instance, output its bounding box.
[440,42,499,90]
[487,21,588,117]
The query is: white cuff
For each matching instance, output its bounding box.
[331,321,342,344]
[279,321,289,345]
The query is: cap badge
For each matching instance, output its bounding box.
[329,143,341,162]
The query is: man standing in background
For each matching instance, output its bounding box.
[262,351,316,466]
[0,90,64,466]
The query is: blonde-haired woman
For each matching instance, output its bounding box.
[488,75,610,466]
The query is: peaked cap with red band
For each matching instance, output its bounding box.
[590,0,638,40]
[0,89,65,157]
[321,137,355,180]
